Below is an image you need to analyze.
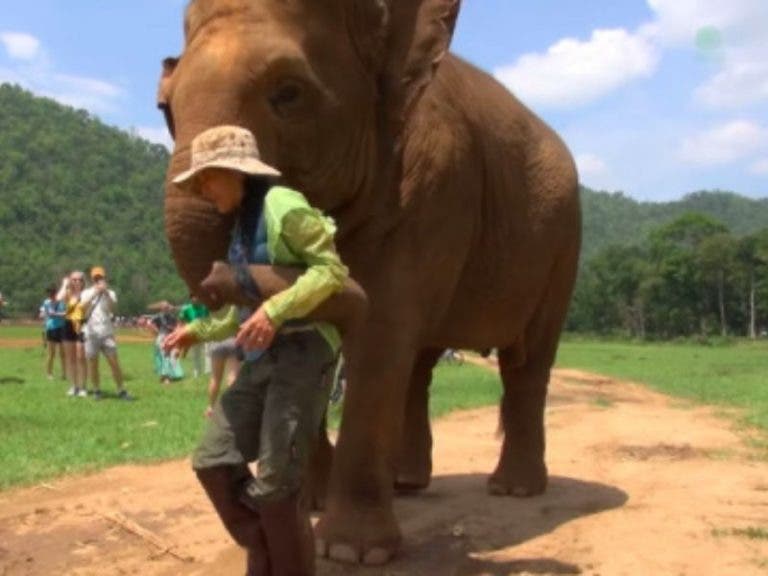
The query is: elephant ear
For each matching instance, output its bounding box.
[380,0,461,132]
[157,57,179,139]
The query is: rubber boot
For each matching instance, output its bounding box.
[196,466,271,576]
[258,495,315,576]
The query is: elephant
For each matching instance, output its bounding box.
[157,0,581,565]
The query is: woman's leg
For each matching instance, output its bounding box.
[57,342,66,379]
[45,337,55,378]
[193,358,273,575]
[76,340,87,394]
[225,355,241,387]
[207,354,226,417]
[62,340,74,392]
[243,332,334,576]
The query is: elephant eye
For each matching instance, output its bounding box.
[268,81,305,118]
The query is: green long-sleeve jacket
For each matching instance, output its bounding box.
[186,186,348,353]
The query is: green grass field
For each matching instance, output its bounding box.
[1,324,767,490]
[556,337,768,432]
[0,325,500,490]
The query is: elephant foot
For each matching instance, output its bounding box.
[487,461,548,497]
[302,455,332,512]
[301,474,328,511]
[301,424,334,511]
[394,470,431,493]
[315,505,401,565]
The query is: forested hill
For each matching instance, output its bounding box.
[0,84,185,316]
[581,187,768,261]
[1,84,766,318]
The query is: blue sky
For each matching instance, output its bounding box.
[1,0,767,201]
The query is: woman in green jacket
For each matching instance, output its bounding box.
[164,125,348,576]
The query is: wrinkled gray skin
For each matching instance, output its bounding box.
[158,0,580,565]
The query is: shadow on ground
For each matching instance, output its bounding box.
[190,474,627,576]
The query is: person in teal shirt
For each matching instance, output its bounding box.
[40,285,66,380]
[164,125,348,576]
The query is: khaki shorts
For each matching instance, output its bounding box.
[85,333,117,360]
[192,329,335,503]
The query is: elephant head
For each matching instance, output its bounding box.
[158,0,461,291]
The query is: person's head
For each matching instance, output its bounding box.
[172,126,280,215]
[46,285,57,299]
[90,266,106,283]
[68,270,86,290]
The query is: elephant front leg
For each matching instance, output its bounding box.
[302,414,333,511]
[315,342,416,565]
[394,348,443,492]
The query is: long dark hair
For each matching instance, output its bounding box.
[239,176,272,247]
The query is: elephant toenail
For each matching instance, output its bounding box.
[315,538,328,557]
[512,485,529,497]
[363,547,391,565]
[329,543,360,563]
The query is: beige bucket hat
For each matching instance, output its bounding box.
[172,125,281,186]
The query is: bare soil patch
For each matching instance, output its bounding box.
[1,367,767,575]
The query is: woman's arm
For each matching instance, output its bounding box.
[261,208,349,327]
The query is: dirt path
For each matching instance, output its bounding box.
[1,367,766,575]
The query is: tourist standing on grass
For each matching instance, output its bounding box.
[202,306,242,418]
[81,266,131,400]
[178,297,210,378]
[57,271,88,397]
[140,303,183,384]
[163,126,348,576]
[39,285,66,381]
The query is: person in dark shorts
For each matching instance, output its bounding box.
[164,125,348,576]
[40,285,66,381]
[57,271,88,397]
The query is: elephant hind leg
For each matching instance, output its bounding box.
[489,254,577,497]
[488,345,550,497]
[394,347,443,493]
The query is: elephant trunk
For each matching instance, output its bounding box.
[164,145,233,293]
[199,261,369,336]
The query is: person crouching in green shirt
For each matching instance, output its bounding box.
[164,125,348,576]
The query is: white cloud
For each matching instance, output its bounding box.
[0,31,41,61]
[0,31,122,115]
[645,1,768,110]
[134,126,173,150]
[696,58,768,109]
[575,153,608,178]
[750,158,768,175]
[492,1,768,111]
[678,120,767,165]
[41,73,124,114]
[494,28,659,109]
[646,0,768,45]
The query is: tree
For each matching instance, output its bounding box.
[645,214,729,337]
[0,84,185,316]
[697,232,737,336]
[568,245,648,336]
[736,229,768,338]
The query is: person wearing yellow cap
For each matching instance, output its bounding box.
[80,266,131,400]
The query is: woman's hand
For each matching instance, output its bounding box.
[162,325,199,357]
[236,306,276,351]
